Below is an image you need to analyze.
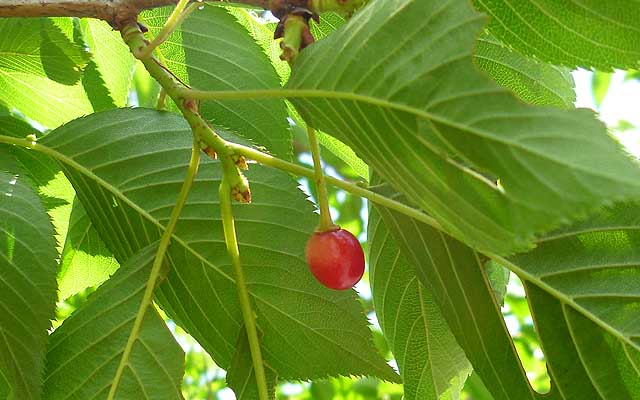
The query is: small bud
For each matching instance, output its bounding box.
[203,146,217,159]
[230,174,251,203]
[232,154,248,170]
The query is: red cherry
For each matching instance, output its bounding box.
[305,228,365,290]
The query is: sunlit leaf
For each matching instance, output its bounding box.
[80,19,135,108]
[0,18,93,127]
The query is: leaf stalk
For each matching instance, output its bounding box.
[107,140,200,399]
[219,169,270,400]
[307,126,338,231]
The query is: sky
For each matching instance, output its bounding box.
[573,69,640,156]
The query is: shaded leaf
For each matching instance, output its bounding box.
[38,108,397,383]
[375,182,640,398]
[510,203,640,398]
[43,244,184,399]
[372,188,536,400]
[287,0,640,255]
[0,106,35,138]
[0,172,58,400]
[227,7,290,84]
[369,205,471,399]
[226,328,277,400]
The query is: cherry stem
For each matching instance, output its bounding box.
[219,170,269,400]
[223,141,443,231]
[307,126,337,232]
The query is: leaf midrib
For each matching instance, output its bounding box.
[494,252,640,355]
[208,87,634,186]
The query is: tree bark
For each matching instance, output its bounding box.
[0,0,269,27]
[0,0,364,28]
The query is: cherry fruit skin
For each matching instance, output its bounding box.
[305,228,365,290]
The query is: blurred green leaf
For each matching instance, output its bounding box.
[592,71,613,108]
[309,380,335,400]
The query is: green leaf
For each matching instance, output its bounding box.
[318,132,369,180]
[132,64,161,109]
[463,373,495,400]
[474,33,575,109]
[226,329,277,400]
[486,261,510,307]
[310,13,347,40]
[1,109,116,288]
[58,199,119,301]
[227,7,290,84]
[0,18,93,128]
[473,0,640,70]
[287,0,640,255]
[592,71,613,108]
[0,106,35,138]
[80,19,135,107]
[141,5,291,158]
[37,108,397,383]
[0,172,58,400]
[43,244,184,399]
[369,206,471,399]
[81,60,118,113]
[0,17,88,84]
[309,15,575,110]
[375,181,640,398]
[371,190,537,400]
[507,203,640,398]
